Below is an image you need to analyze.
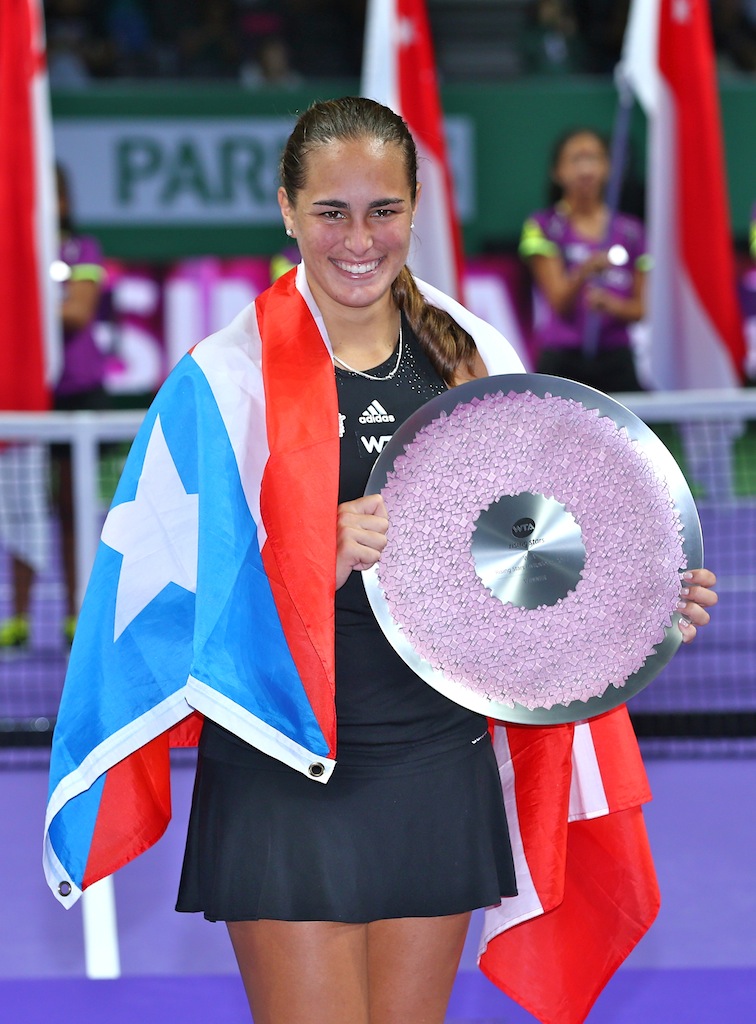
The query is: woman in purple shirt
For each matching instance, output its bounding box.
[519,128,649,392]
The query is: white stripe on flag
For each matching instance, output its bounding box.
[28,0,61,386]
[568,722,609,821]
[408,144,459,298]
[623,0,661,112]
[362,0,399,111]
[190,303,270,546]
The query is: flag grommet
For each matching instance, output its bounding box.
[308,763,325,778]
[58,881,72,897]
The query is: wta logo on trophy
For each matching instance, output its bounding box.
[511,517,536,539]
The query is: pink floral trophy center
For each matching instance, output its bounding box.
[376,390,687,712]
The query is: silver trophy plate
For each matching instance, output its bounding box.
[363,374,703,725]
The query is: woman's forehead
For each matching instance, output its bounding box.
[298,138,411,194]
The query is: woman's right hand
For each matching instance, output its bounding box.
[574,250,611,282]
[336,494,389,589]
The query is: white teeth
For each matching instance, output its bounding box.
[333,260,379,275]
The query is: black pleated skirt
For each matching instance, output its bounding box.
[176,726,516,923]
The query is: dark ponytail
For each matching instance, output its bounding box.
[392,268,476,386]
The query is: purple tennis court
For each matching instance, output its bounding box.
[3,754,755,1022]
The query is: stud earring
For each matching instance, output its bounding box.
[286,228,294,237]
[411,221,415,229]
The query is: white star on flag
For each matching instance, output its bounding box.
[101,414,199,641]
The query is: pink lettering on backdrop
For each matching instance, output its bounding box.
[97,253,756,398]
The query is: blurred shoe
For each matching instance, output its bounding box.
[63,615,77,646]
[0,615,30,649]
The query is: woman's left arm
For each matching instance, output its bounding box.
[677,568,718,643]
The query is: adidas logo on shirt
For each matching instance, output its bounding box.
[359,400,395,424]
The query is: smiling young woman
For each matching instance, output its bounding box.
[45,97,718,1024]
[177,99,715,1024]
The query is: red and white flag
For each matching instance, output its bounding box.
[361,0,465,300]
[623,0,745,389]
[0,0,60,412]
[0,0,59,572]
[480,709,660,1024]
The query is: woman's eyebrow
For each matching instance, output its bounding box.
[311,198,406,209]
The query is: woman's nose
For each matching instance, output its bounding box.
[345,220,373,254]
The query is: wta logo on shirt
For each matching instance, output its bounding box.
[359,434,393,456]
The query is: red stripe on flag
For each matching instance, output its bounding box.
[504,721,574,911]
[658,0,745,381]
[396,0,465,297]
[82,732,172,890]
[396,0,447,167]
[480,805,659,1024]
[0,0,51,411]
[363,0,465,299]
[257,271,339,758]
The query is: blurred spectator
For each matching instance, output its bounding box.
[176,0,242,79]
[520,0,581,76]
[570,0,630,74]
[104,0,157,77]
[240,33,303,88]
[519,127,648,392]
[0,165,108,650]
[710,0,756,72]
[235,6,303,87]
[45,0,116,85]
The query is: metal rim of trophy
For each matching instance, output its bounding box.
[363,373,704,725]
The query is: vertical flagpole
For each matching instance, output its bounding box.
[74,415,122,979]
[582,64,636,359]
[82,877,122,978]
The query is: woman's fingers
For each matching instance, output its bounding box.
[335,494,389,588]
[677,568,718,643]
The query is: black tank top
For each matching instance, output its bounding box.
[334,315,488,765]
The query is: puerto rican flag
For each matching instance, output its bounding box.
[45,268,342,904]
[623,0,745,389]
[361,0,465,300]
[43,264,524,904]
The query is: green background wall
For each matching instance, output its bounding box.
[52,77,756,261]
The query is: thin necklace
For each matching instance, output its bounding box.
[333,325,403,381]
